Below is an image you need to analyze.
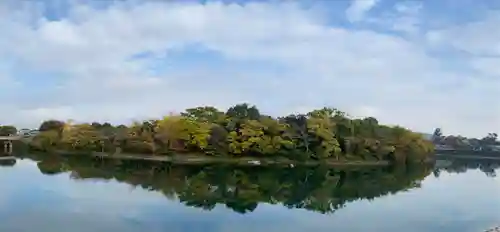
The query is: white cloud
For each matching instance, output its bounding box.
[427,13,500,56]
[470,58,500,77]
[390,1,422,33]
[363,1,423,34]
[20,106,74,121]
[0,1,497,137]
[346,0,379,22]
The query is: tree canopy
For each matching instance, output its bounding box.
[27,103,434,163]
[0,125,17,136]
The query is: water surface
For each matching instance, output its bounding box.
[0,155,499,232]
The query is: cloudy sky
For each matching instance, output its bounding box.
[0,0,498,137]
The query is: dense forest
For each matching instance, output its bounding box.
[2,104,434,164]
[14,153,433,214]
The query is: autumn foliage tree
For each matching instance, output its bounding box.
[27,103,435,163]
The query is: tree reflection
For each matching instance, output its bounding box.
[0,158,16,167]
[31,154,433,214]
[436,158,500,178]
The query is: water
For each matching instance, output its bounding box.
[0,155,499,232]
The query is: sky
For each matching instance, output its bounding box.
[0,0,498,137]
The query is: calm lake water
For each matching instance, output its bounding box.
[0,155,499,232]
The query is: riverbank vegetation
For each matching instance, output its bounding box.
[16,104,434,164]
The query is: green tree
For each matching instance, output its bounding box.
[25,104,435,164]
[30,131,61,151]
[39,120,65,132]
[0,125,17,136]
[281,114,313,160]
[226,103,261,121]
[60,124,106,151]
[181,106,225,123]
[306,111,341,160]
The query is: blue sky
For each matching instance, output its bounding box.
[0,0,499,137]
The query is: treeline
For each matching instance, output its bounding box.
[8,104,434,163]
[25,154,432,214]
[431,128,499,151]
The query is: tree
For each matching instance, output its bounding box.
[226,103,261,121]
[24,104,435,164]
[442,135,468,149]
[281,114,312,160]
[30,131,60,151]
[39,120,65,132]
[0,125,17,136]
[181,106,225,123]
[116,124,128,129]
[154,116,192,152]
[482,133,498,145]
[431,128,443,144]
[60,124,105,151]
[207,124,229,155]
[226,119,290,156]
[306,111,341,160]
[122,121,157,154]
[91,122,102,129]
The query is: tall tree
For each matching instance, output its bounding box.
[226,103,261,121]
[431,128,443,144]
[39,120,65,132]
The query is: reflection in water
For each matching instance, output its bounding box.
[22,154,436,214]
[434,157,500,178]
[0,158,16,167]
[1,155,499,232]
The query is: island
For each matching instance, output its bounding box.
[1,103,434,166]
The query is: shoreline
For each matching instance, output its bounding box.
[435,153,500,160]
[435,149,500,156]
[20,150,392,167]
